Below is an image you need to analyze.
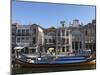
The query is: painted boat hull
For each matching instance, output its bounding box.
[16,57,96,68]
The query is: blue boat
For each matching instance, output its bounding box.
[16,55,96,68]
[14,46,96,67]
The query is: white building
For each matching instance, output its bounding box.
[44,27,56,52]
[12,19,96,56]
[44,21,73,56]
[16,24,44,53]
[70,19,85,51]
[16,25,30,47]
[56,21,72,55]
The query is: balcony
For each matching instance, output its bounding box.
[16,33,30,36]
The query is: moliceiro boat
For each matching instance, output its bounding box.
[14,47,96,68]
[16,54,96,68]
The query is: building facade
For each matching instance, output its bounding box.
[44,27,56,53]
[13,24,44,53]
[11,23,17,53]
[83,20,96,51]
[12,19,96,55]
[70,19,85,51]
[55,21,72,55]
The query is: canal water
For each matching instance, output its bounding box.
[15,64,96,74]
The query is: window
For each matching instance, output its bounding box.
[17,29,21,34]
[22,38,24,40]
[80,42,82,49]
[62,38,65,44]
[45,39,47,43]
[33,37,36,44]
[62,47,65,52]
[12,37,15,42]
[22,29,25,33]
[12,28,16,35]
[17,38,20,42]
[48,33,51,36]
[50,32,55,36]
[62,30,65,36]
[32,49,36,53]
[45,32,47,35]
[33,29,36,34]
[67,39,69,44]
[26,29,29,35]
[26,37,29,40]
[49,39,52,43]
[58,32,60,36]
[66,32,69,36]
[85,30,88,36]
[53,39,55,43]
[66,47,69,52]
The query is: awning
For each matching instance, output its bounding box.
[29,47,37,49]
[83,49,91,52]
[23,54,38,58]
[14,46,24,50]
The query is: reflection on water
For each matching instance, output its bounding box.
[15,64,96,74]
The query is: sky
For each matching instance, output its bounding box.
[12,0,96,28]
